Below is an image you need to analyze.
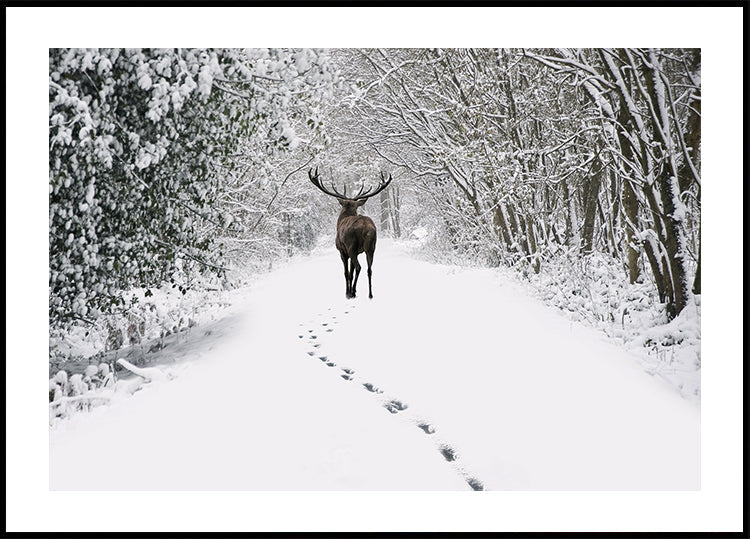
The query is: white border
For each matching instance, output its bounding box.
[6,6,743,533]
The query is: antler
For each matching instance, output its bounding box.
[309,168,392,201]
[353,171,392,201]
[309,167,348,200]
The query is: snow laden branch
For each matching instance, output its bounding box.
[116,359,174,383]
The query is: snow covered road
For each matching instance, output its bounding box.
[50,240,699,490]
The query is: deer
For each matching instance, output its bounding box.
[309,167,392,299]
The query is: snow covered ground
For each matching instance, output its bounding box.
[50,239,699,491]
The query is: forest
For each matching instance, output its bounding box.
[48,47,701,402]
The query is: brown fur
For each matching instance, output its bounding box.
[336,200,376,298]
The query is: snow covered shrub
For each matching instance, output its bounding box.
[51,49,227,327]
[49,48,340,329]
[49,363,116,424]
[48,270,233,373]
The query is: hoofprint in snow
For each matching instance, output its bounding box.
[50,240,699,490]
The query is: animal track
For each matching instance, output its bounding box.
[363,383,383,394]
[384,400,408,414]
[298,306,487,490]
[466,477,484,491]
[439,445,457,462]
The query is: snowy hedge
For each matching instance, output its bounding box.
[49,48,340,328]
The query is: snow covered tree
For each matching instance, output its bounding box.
[334,48,700,319]
[527,48,701,317]
[49,48,340,327]
[337,48,588,268]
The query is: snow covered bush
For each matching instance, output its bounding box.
[48,272,232,371]
[49,48,341,330]
[49,363,116,423]
[48,359,164,425]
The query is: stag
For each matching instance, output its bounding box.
[309,168,392,299]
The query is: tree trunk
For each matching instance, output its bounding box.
[516,211,533,266]
[560,178,573,243]
[581,156,602,255]
[504,202,523,257]
[693,212,701,294]
[390,186,401,239]
[380,189,390,235]
[613,85,642,284]
[655,169,689,318]
[643,51,690,318]
[526,217,541,273]
[642,237,672,305]
[677,78,701,193]
[492,202,513,251]
[622,178,641,283]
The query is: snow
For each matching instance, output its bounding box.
[511,248,701,402]
[50,240,698,491]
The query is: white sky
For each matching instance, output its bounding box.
[5,6,744,533]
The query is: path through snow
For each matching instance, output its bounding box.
[50,240,699,490]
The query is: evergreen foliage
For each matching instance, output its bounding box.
[49,48,339,327]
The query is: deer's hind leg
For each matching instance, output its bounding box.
[340,251,352,298]
[366,249,374,299]
[351,255,362,298]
